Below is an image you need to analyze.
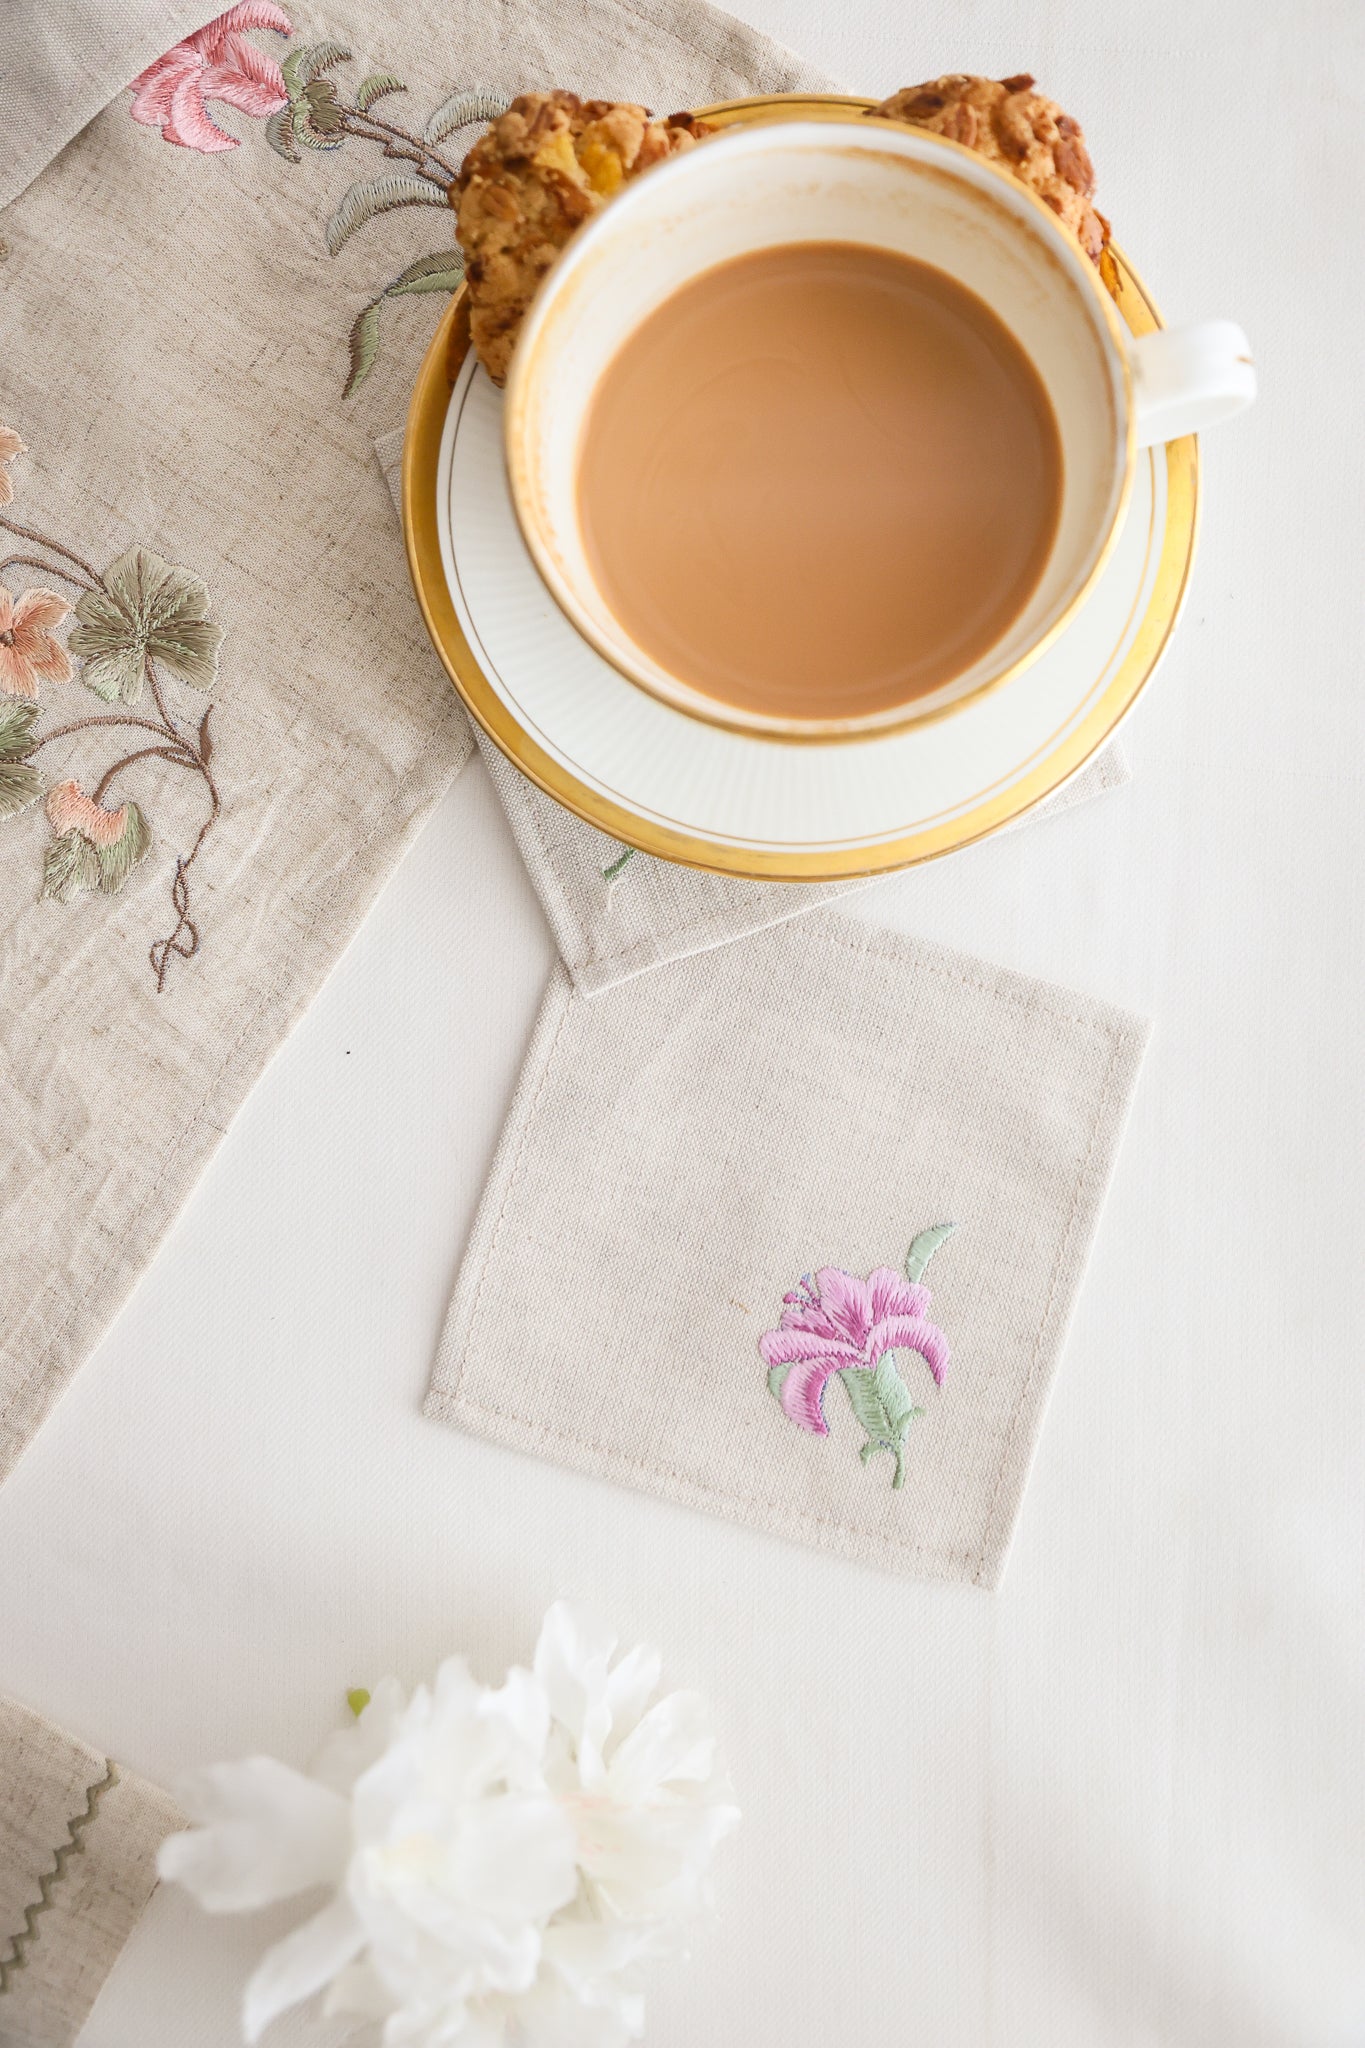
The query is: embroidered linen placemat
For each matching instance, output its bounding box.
[0,0,852,1482]
[0,1693,181,2048]
[374,430,1132,995]
[427,912,1149,1584]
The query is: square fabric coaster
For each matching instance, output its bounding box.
[0,1695,180,2047]
[427,913,1148,1585]
[376,430,1130,995]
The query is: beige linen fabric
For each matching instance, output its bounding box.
[0,1695,180,2048]
[0,2,222,213]
[0,0,842,1482]
[374,431,1131,995]
[427,912,1148,1584]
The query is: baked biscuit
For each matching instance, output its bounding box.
[455,91,710,384]
[871,76,1113,280]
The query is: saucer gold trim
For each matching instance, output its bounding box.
[402,92,1198,881]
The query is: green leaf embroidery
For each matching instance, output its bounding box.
[42,829,100,902]
[0,699,40,762]
[905,1221,957,1284]
[386,256,464,298]
[423,88,505,146]
[766,1364,790,1401]
[281,40,351,97]
[0,760,42,819]
[326,174,450,258]
[69,548,222,702]
[343,300,383,400]
[602,846,635,881]
[346,1687,371,1718]
[354,74,406,114]
[264,105,301,162]
[94,802,151,894]
[839,1358,924,1490]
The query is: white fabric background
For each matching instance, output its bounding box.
[0,0,1361,2043]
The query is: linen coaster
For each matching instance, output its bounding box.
[426,912,1148,1585]
[375,429,1130,994]
[0,1694,181,2047]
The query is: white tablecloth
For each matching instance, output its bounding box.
[1,0,1361,2042]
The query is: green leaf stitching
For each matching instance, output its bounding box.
[343,300,383,400]
[905,1221,956,1284]
[424,88,505,145]
[281,40,351,97]
[325,174,450,258]
[766,1364,790,1401]
[264,105,301,161]
[0,760,42,819]
[355,74,406,113]
[94,802,151,894]
[0,699,40,762]
[386,256,464,297]
[840,1358,923,1489]
[42,830,99,903]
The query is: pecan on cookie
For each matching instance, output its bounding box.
[871,75,1113,279]
[454,90,711,384]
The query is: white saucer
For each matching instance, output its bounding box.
[401,98,1198,882]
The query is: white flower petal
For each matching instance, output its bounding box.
[480,1662,550,1786]
[311,1676,409,1795]
[609,1691,716,1796]
[242,1896,366,2044]
[600,1643,662,1760]
[534,1602,617,1756]
[323,1955,401,2022]
[157,1759,350,1909]
[449,1792,579,1923]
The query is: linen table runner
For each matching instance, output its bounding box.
[0,0,845,1483]
[427,912,1148,1584]
[0,1694,181,2048]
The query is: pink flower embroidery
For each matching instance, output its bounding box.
[762,1227,956,1490]
[762,1266,949,1433]
[0,587,73,699]
[128,2,292,154]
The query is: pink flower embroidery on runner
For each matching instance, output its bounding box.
[762,1226,956,1490]
[128,2,292,153]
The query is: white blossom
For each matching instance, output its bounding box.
[159,1604,739,2045]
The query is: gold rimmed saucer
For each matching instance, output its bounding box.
[402,93,1199,882]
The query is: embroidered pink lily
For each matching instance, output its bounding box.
[128,3,292,154]
[761,1265,950,1433]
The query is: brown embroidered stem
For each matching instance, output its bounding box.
[149,767,220,993]
[92,745,196,805]
[0,552,95,593]
[0,515,101,587]
[340,109,458,187]
[30,713,174,751]
[145,659,179,739]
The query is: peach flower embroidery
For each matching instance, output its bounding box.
[0,587,73,699]
[0,421,222,984]
[762,1225,956,1490]
[0,426,23,507]
[42,782,152,902]
[128,2,292,153]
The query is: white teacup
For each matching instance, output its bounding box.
[503,116,1253,741]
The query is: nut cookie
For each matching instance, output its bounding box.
[455,91,710,384]
[872,75,1113,278]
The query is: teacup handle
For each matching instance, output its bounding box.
[1127,320,1255,447]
